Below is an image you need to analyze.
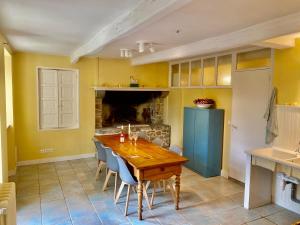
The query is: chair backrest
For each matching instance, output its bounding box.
[115,155,137,185]
[93,138,106,162]
[169,145,183,155]
[105,147,119,172]
[152,137,164,147]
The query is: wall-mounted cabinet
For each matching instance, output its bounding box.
[169,48,272,89]
[180,62,190,87]
[203,57,216,86]
[169,54,232,88]
[217,54,232,86]
[170,64,180,87]
[236,48,271,71]
[190,60,202,86]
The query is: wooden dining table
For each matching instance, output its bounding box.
[95,134,188,220]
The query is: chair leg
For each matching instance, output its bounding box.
[167,179,176,204]
[115,181,125,204]
[145,180,151,190]
[142,183,152,210]
[131,186,137,193]
[102,170,112,191]
[150,182,156,207]
[124,184,131,216]
[114,172,118,200]
[163,180,166,192]
[95,163,101,180]
[95,161,104,180]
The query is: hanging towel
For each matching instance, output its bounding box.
[264,87,278,144]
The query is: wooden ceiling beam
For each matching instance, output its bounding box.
[70,0,191,64]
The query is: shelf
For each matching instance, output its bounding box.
[92,87,169,92]
[170,86,232,89]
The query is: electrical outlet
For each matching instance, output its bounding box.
[40,148,54,153]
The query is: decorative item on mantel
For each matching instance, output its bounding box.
[130,76,139,87]
[193,98,215,109]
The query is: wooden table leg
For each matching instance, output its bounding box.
[175,174,180,210]
[137,180,143,220]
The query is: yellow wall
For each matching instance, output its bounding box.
[0,45,8,181]
[274,39,300,105]
[167,88,232,172]
[97,58,168,87]
[12,52,168,164]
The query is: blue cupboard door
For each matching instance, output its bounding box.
[183,108,195,169]
[193,109,209,175]
[207,110,224,176]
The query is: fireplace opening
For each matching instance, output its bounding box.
[101,91,162,127]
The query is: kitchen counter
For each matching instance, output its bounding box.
[244,147,300,213]
[246,147,300,170]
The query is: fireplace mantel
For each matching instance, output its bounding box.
[93,86,169,92]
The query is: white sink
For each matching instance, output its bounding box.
[255,148,298,160]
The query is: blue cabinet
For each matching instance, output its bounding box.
[183,107,224,177]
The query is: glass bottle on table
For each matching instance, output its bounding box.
[120,125,125,143]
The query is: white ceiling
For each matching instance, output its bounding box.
[0,0,141,55]
[2,0,300,60]
[100,0,300,58]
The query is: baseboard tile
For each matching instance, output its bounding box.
[221,169,229,179]
[17,153,95,166]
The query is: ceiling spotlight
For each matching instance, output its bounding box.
[137,41,145,53]
[120,49,125,57]
[124,49,130,58]
[127,50,133,58]
[149,43,155,53]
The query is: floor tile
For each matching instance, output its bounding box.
[246,218,276,225]
[212,206,262,225]
[15,159,300,225]
[266,209,300,225]
[17,210,42,225]
[252,204,284,217]
[96,206,131,225]
[41,199,71,225]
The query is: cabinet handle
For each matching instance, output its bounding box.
[231,124,238,129]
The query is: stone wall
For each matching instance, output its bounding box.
[139,124,171,147]
[150,97,164,125]
[95,97,102,128]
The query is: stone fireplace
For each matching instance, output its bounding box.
[95,89,171,147]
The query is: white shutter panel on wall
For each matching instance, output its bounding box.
[39,69,59,129]
[58,70,78,128]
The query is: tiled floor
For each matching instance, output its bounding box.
[11,157,300,225]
